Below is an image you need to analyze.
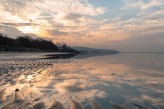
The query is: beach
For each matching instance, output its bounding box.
[0,52,164,109]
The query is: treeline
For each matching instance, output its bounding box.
[0,33,79,53]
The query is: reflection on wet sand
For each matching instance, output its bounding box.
[0,53,164,109]
[90,100,105,109]
[49,100,64,109]
[70,99,84,109]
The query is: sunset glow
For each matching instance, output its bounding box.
[17,26,39,34]
[0,1,164,109]
[0,0,163,51]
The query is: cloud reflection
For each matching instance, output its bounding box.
[0,53,163,108]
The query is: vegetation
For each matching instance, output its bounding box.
[0,33,79,53]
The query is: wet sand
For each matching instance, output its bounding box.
[0,52,163,109]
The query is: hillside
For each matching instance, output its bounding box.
[73,46,119,54]
[0,33,79,53]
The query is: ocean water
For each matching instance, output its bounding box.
[0,52,163,109]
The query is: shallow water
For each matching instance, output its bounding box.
[0,52,164,109]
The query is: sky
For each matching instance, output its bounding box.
[0,0,164,52]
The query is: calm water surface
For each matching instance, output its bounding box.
[0,53,164,109]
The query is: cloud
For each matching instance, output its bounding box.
[0,25,24,38]
[34,0,106,16]
[0,0,163,51]
[48,29,69,36]
[0,0,41,21]
[0,0,106,37]
[0,22,37,26]
[123,0,164,10]
[126,32,164,52]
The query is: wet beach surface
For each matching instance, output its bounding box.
[0,52,164,109]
